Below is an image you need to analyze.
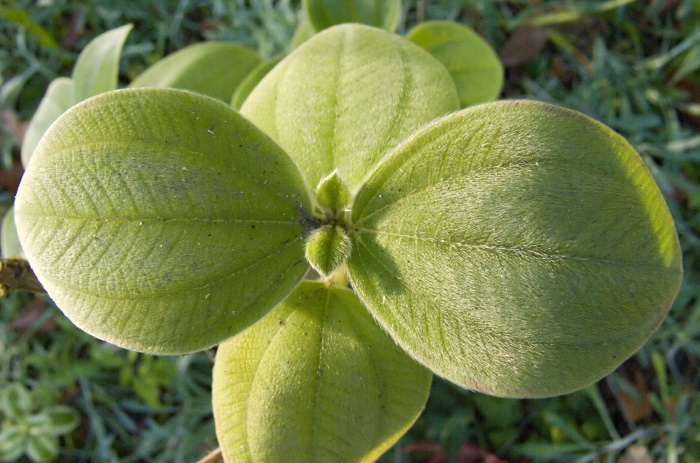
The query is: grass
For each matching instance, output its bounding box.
[1,0,699,462]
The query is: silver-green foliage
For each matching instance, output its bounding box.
[14,23,682,463]
[0,383,80,463]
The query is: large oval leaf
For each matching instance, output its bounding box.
[303,0,402,33]
[347,100,683,398]
[213,281,431,463]
[15,88,312,354]
[72,24,133,103]
[241,24,460,192]
[130,42,261,103]
[407,21,504,107]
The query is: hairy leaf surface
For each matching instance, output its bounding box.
[241,24,460,191]
[348,100,683,397]
[213,281,431,463]
[130,42,261,103]
[305,225,352,276]
[407,21,503,107]
[303,0,401,32]
[15,88,312,354]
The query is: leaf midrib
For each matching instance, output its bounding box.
[20,213,303,226]
[354,228,650,267]
[35,232,305,300]
[354,158,531,224]
[351,238,664,348]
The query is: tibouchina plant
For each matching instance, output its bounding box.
[14,24,682,462]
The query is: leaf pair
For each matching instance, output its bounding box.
[14,23,682,463]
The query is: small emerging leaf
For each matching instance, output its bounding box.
[305,225,352,276]
[213,281,431,463]
[348,100,682,398]
[407,21,504,107]
[15,88,313,354]
[21,77,73,168]
[72,24,133,103]
[130,42,261,103]
[315,170,350,212]
[303,0,402,32]
[242,24,459,191]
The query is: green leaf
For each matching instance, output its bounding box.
[242,24,460,192]
[315,170,350,212]
[21,77,73,168]
[0,427,25,462]
[0,8,58,48]
[15,88,313,354]
[230,56,283,110]
[289,18,317,50]
[26,434,58,463]
[32,406,79,437]
[130,42,262,103]
[305,225,352,276]
[213,281,431,463]
[303,0,402,32]
[1,207,25,259]
[72,24,133,103]
[407,21,504,107]
[347,100,683,398]
[0,383,32,418]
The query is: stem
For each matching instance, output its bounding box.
[326,265,349,288]
[0,258,45,296]
[195,448,224,463]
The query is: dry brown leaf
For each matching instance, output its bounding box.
[499,27,549,67]
[618,370,653,423]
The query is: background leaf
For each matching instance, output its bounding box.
[0,427,24,463]
[241,23,460,192]
[213,281,432,463]
[348,100,683,398]
[26,434,58,463]
[302,0,402,33]
[230,56,283,110]
[20,77,73,168]
[35,406,80,437]
[1,207,25,258]
[0,8,58,48]
[289,18,317,50]
[72,24,133,103]
[15,88,312,354]
[0,383,32,418]
[407,20,504,107]
[130,42,262,103]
